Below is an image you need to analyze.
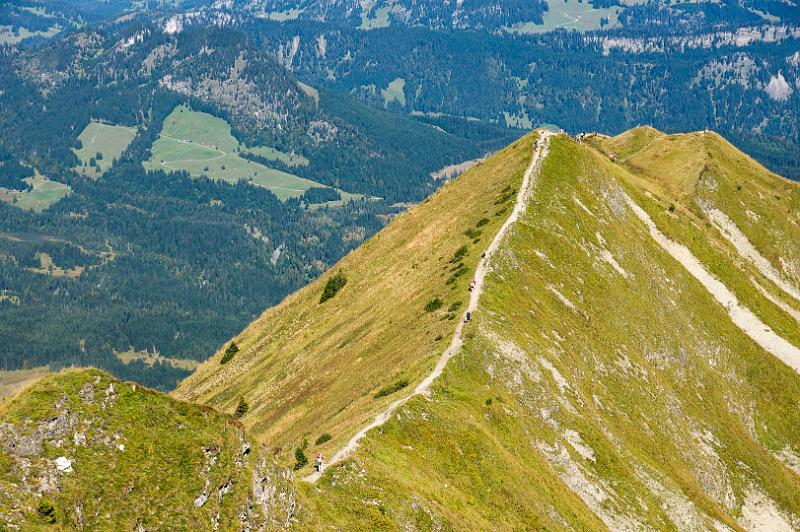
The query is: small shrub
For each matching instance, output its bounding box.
[37,500,56,524]
[293,447,308,470]
[220,342,239,365]
[494,188,516,205]
[448,301,463,312]
[425,297,444,312]
[485,398,493,406]
[434,335,443,341]
[449,245,468,263]
[235,396,249,418]
[315,433,332,445]
[446,264,469,285]
[464,228,482,239]
[374,378,409,398]
[476,218,489,227]
[668,204,676,213]
[320,271,347,303]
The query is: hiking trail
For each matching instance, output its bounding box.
[303,130,554,484]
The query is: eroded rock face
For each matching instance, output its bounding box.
[1,395,78,458]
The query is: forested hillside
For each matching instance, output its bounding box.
[0,14,518,390]
[249,16,800,179]
[1,0,799,392]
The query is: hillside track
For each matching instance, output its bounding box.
[303,131,554,483]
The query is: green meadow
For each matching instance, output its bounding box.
[0,172,71,212]
[144,105,356,202]
[73,121,138,178]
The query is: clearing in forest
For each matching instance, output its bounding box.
[73,121,138,178]
[381,78,406,108]
[0,171,71,212]
[144,105,355,202]
[504,0,626,34]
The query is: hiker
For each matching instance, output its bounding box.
[469,279,476,292]
[465,311,471,322]
[315,453,324,473]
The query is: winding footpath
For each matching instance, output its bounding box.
[303,131,554,483]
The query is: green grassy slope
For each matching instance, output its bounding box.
[0,369,295,530]
[591,129,800,351]
[174,133,539,473]
[143,105,355,201]
[292,134,800,528]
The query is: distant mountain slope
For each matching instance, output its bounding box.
[178,128,800,528]
[248,17,800,180]
[0,13,522,389]
[0,369,295,529]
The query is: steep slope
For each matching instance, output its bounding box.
[286,133,800,529]
[175,132,541,461]
[180,128,800,529]
[0,369,296,529]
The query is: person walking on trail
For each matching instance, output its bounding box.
[465,311,471,323]
[469,279,476,292]
[315,454,324,473]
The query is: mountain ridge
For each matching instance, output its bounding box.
[4,126,800,528]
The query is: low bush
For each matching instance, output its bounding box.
[315,433,332,445]
[235,396,249,418]
[464,228,482,239]
[449,245,468,263]
[374,378,409,398]
[37,501,56,524]
[425,297,444,312]
[446,264,469,285]
[320,271,347,303]
[293,447,308,470]
[220,342,239,365]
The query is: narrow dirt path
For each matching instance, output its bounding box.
[303,131,554,484]
[623,192,800,375]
